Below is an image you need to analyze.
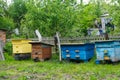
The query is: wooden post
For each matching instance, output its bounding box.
[56,32,62,61]
[101,17,106,33]
[101,14,109,40]
[0,40,5,60]
[54,34,58,54]
[35,29,42,42]
[104,33,109,40]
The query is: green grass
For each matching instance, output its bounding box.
[0,53,120,80]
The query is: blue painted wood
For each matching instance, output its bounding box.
[95,40,120,62]
[95,60,100,64]
[61,43,94,62]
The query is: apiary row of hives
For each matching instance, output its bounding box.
[11,39,120,64]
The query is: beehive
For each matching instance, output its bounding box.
[29,41,53,61]
[61,43,95,62]
[12,39,32,54]
[0,29,6,43]
[95,40,120,64]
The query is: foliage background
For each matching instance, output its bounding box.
[0,0,120,38]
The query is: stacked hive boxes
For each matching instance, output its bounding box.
[12,39,32,60]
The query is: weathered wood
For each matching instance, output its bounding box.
[0,29,6,43]
[0,40,5,60]
[7,35,120,45]
[56,32,62,61]
[30,42,52,62]
[6,35,120,54]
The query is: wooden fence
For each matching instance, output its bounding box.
[7,35,120,44]
[6,35,120,53]
[31,35,120,44]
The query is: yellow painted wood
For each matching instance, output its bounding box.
[12,39,32,54]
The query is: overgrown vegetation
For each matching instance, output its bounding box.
[0,53,120,80]
[1,0,120,79]
[4,42,12,55]
[0,0,120,38]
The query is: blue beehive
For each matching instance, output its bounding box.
[61,43,94,62]
[95,40,120,64]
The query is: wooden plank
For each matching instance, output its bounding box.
[0,40,5,60]
[7,35,120,45]
[56,32,62,61]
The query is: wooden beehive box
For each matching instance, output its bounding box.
[12,39,32,54]
[29,41,53,61]
[61,43,95,62]
[0,29,6,43]
[95,40,120,64]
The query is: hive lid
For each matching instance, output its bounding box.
[11,39,32,44]
[61,43,93,45]
[95,40,114,43]
[12,39,31,40]
[29,41,53,46]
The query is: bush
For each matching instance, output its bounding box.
[4,42,12,55]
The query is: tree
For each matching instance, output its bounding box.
[8,0,27,29]
[0,0,14,31]
[1,0,119,38]
[20,0,77,37]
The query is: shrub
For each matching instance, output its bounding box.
[4,42,12,55]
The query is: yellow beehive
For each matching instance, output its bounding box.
[12,39,32,54]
